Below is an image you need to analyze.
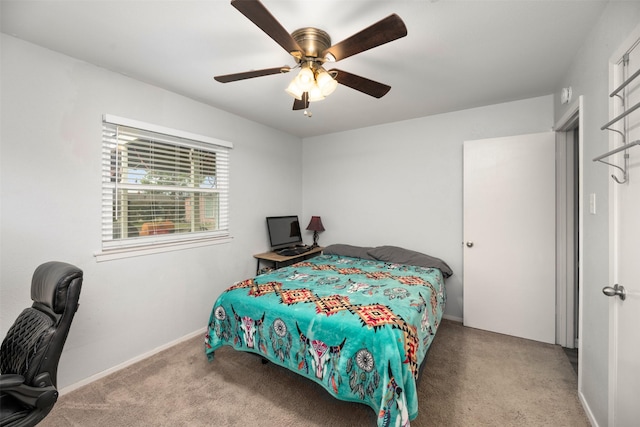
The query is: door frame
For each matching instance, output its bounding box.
[554,96,584,362]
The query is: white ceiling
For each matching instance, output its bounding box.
[1,0,608,138]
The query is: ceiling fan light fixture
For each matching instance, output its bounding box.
[296,64,315,91]
[307,84,325,102]
[316,68,338,96]
[285,79,304,100]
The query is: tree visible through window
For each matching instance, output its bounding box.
[101,116,231,252]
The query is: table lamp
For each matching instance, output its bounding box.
[306,216,325,248]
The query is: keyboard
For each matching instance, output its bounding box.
[277,246,312,256]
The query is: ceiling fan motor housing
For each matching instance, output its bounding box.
[291,27,331,61]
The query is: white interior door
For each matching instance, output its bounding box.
[607,30,640,426]
[463,132,556,344]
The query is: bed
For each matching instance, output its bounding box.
[205,244,452,426]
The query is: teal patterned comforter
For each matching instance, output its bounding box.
[205,254,446,426]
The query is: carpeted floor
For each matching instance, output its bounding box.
[40,320,589,426]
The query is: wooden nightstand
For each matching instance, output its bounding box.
[253,246,324,275]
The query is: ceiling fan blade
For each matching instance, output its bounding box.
[292,92,309,110]
[231,0,303,58]
[215,66,290,83]
[322,14,407,62]
[330,69,391,98]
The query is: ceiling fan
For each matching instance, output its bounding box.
[214,0,407,112]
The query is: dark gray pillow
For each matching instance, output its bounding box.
[323,244,376,260]
[367,246,453,278]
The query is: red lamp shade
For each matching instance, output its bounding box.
[306,216,325,232]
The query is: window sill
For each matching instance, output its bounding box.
[94,236,232,262]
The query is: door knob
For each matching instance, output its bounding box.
[466,241,474,248]
[602,284,626,301]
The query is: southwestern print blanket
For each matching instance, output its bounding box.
[205,254,446,427]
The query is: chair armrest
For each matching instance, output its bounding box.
[0,373,25,388]
[0,374,58,409]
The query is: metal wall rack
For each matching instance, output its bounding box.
[596,55,640,184]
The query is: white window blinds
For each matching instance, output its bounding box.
[101,115,232,252]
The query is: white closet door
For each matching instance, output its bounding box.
[463,132,556,344]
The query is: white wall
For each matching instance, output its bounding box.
[553,3,640,425]
[0,34,302,389]
[302,95,554,320]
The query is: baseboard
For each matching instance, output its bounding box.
[442,314,463,323]
[578,389,599,427]
[58,327,206,396]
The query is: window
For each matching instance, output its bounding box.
[98,115,232,259]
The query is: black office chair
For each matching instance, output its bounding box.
[0,262,83,427]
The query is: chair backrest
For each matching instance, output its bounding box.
[0,262,83,388]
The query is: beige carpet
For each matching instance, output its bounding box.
[40,320,589,426]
